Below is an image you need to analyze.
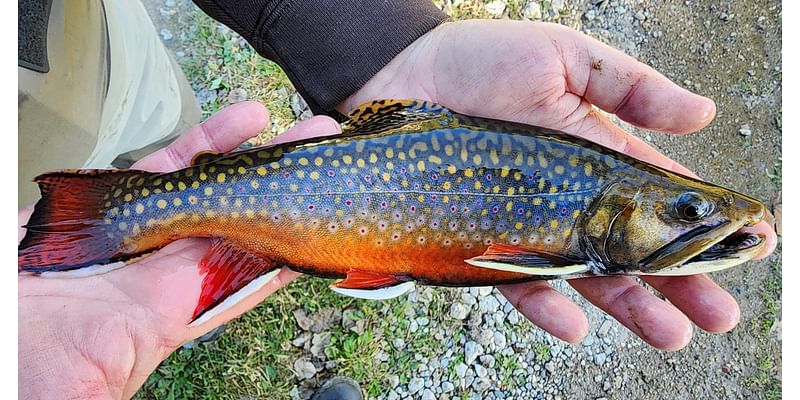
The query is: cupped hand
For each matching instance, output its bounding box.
[18,102,341,399]
[339,20,778,350]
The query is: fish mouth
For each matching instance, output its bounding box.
[638,219,766,276]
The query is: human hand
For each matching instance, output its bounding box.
[339,20,778,350]
[18,102,341,399]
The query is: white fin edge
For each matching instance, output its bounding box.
[40,261,126,279]
[331,281,416,300]
[188,269,281,328]
[465,259,589,276]
[642,256,748,276]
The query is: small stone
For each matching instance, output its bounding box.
[474,329,494,346]
[159,28,173,41]
[389,375,400,388]
[478,287,494,297]
[475,364,488,378]
[409,320,419,333]
[290,93,312,120]
[421,389,436,400]
[310,332,331,358]
[550,0,565,13]
[479,295,501,313]
[583,335,595,346]
[739,124,752,137]
[480,355,496,368]
[584,9,597,21]
[450,303,470,320]
[465,341,484,364]
[408,377,425,395]
[594,353,607,366]
[473,378,492,393]
[227,88,247,104]
[417,317,430,326]
[598,320,613,337]
[456,363,469,378]
[507,310,520,325]
[387,390,399,400]
[393,338,406,350]
[484,0,506,17]
[291,332,311,347]
[493,331,507,349]
[164,0,175,6]
[521,1,542,19]
[442,381,455,393]
[545,362,555,374]
[292,358,316,380]
[324,360,337,370]
[594,374,603,383]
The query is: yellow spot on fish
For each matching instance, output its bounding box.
[135,204,144,214]
[428,155,442,164]
[283,158,293,166]
[335,209,345,217]
[165,182,174,191]
[444,145,454,156]
[398,151,406,161]
[226,188,234,195]
[204,187,214,196]
[383,172,391,182]
[124,193,133,202]
[270,161,281,169]
[132,224,141,235]
[460,147,469,162]
[178,182,187,190]
[343,155,353,165]
[156,200,167,209]
[231,211,240,219]
[385,148,394,158]
[474,181,482,190]
[220,197,229,206]
[417,161,426,172]
[538,154,549,168]
[533,197,542,205]
[217,173,226,183]
[401,180,409,188]
[506,202,514,212]
[507,187,515,196]
[118,222,127,231]
[290,184,299,192]
[199,172,208,181]
[356,158,365,168]
[245,210,255,218]
[473,154,482,165]
[205,210,216,218]
[296,171,305,179]
[490,149,500,165]
[238,166,247,174]
[447,165,457,174]
[515,222,524,230]
[314,157,324,167]
[188,196,198,205]
[464,169,474,178]
[417,195,425,203]
[299,158,309,166]
[255,166,267,176]
[369,153,378,163]
[550,220,559,229]
[493,186,501,194]
[310,171,320,180]
[114,188,122,197]
[141,188,150,197]
[514,153,524,166]
[549,201,557,209]
[500,167,510,178]
[584,163,593,176]
[555,165,565,174]
[173,198,182,207]
[568,155,579,167]
[549,186,558,194]
[538,178,546,190]
[234,198,242,208]
[442,195,449,203]
[324,149,334,157]
[572,210,581,219]
[443,181,452,190]
[251,180,260,189]
[122,208,130,217]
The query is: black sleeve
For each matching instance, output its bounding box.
[192,0,448,116]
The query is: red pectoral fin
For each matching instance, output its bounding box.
[332,270,404,289]
[191,239,279,326]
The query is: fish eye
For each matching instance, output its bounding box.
[675,192,712,221]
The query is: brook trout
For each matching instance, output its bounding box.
[18,100,767,325]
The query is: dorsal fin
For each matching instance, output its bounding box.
[191,150,225,166]
[342,99,453,135]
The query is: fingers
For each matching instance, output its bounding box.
[641,275,740,333]
[553,23,717,134]
[569,276,694,351]
[498,281,588,343]
[266,117,342,145]
[133,101,270,172]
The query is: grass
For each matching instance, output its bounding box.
[766,156,781,187]
[744,356,782,400]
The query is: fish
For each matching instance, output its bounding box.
[18,99,767,326]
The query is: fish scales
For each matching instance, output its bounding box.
[19,99,767,323]
[100,122,615,284]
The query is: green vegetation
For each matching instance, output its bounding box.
[744,356,782,400]
[767,156,781,187]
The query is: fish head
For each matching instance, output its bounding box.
[581,173,766,276]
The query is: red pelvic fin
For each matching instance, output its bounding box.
[332,270,404,290]
[192,239,279,323]
[18,169,144,272]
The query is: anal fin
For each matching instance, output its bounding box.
[465,243,588,276]
[330,270,415,300]
[190,239,279,327]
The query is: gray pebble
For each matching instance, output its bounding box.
[594,353,607,366]
[739,124,753,137]
[456,363,468,378]
[598,319,613,337]
[407,377,424,395]
[475,364,488,378]
[160,28,173,41]
[421,389,436,400]
[292,359,316,380]
[442,381,455,393]
[450,303,470,320]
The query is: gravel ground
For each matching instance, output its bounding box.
[141,1,782,399]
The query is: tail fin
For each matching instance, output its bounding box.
[19,169,144,273]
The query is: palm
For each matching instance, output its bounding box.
[342,19,777,350]
[18,103,341,399]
